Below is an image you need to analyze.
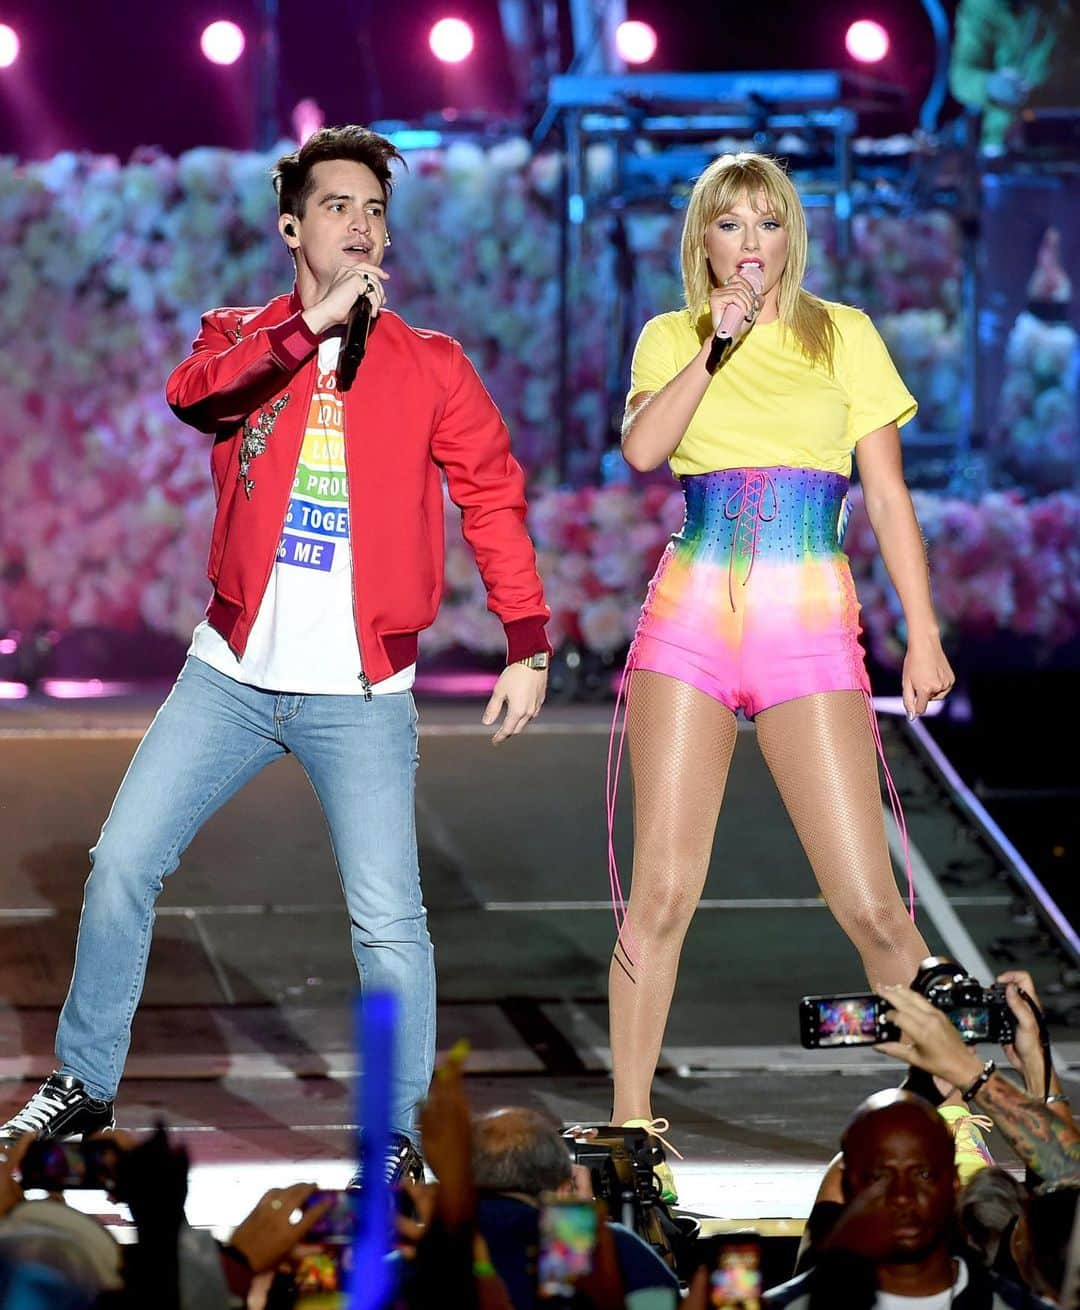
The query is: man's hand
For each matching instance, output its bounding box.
[393,1178,438,1260]
[482,664,547,744]
[421,1044,472,1193]
[875,984,984,1092]
[229,1183,332,1274]
[116,1123,190,1241]
[302,263,389,335]
[998,970,1056,1099]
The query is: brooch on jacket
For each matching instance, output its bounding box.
[238,395,289,499]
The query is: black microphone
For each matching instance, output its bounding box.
[337,292,372,392]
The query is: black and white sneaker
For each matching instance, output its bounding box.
[346,1133,425,1192]
[0,1073,115,1143]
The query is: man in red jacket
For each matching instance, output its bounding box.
[1,126,552,1185]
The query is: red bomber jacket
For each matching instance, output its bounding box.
[166,289,551,685]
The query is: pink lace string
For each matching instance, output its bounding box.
[605,654,637,962]
[723,470,778,611]
[863,689,916,920]
[606,548,677,966]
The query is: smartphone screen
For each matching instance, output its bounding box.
[290,1190,355,1307]
[20,1140,87,1191]
[710,1239,762,1309]
[538,1198,599,1299]
[948,1005,990,1042]
[303,1190,355,1242]
[802,994,883,1047]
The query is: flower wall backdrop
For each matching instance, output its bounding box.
[0,142,1076,674]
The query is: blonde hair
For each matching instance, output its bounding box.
[680,153,835,371]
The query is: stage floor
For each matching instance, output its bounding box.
[1,692,1075,1239]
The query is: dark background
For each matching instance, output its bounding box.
[0,0,962,159]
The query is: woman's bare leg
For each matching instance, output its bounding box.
[609,671,738,1124]
[754,690,929,990]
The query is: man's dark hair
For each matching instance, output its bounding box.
[471,1108,574,1196]
[273,125,405,217]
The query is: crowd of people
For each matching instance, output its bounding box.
[0,113,1074,1310]
[0,967,1075,1309]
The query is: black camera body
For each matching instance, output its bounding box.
[913,957,1016,1046]
[562,1126,696,1276]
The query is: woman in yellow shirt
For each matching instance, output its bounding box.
[609,153,955,1201]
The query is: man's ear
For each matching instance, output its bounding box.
[278,213,300,249]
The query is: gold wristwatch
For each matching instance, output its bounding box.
[515,652,550,670]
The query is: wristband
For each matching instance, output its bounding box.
[1045,1093,1071,1106]
[705,334,733,376]
[961,1058,996,1102]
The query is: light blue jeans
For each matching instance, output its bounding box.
[56,656,435,1143]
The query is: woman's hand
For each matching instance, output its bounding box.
[901,632,954,719]
[708,273,760,344]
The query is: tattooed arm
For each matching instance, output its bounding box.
[876,983,1080,1184]
[972,1069,1080,1183]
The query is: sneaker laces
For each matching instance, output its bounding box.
[5,1083,67,1134]
[948,1112,994,1137]
[385,1140,421,1184]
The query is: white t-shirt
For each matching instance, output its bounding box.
[875,1259,968,1310]
[190,335,416,695]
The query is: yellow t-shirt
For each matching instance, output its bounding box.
[627,301,917,478]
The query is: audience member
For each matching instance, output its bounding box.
[764,1091,1053,1309]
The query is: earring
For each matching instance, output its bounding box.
[384,234,392,247]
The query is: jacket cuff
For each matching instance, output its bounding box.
[266,312,321,371]
[503,616,552,665]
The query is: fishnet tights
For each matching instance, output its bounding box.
[609,678,928,1124]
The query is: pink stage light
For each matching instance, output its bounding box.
[291,98,324,145]
[201,20,246,66]
[845,19,889,63]
[0,24,19,69]
[615,20,657,65]
[429,17,474,64]
[40,678,141,700]
[0,681,28,700]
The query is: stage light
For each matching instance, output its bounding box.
[429,17,474,64]
[201,20,246,66]
[846,19,889,63]
[615,20,657,65]
[291,98,324,145]
[0,24,19,69]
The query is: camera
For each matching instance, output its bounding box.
[562,1125,698,1278]
[910,956,1016,1045]
[800,956,1016,1049]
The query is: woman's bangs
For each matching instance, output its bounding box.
[705,164,792,227]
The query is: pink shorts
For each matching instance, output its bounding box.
[628,466,871,718]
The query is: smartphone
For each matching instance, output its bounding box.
[799,992,899,1048]
[538,1196,600,1299]
[285,1190,355,1306]
[800,992,997,1049]
[19,1137,120,1192]
[710,1235,762,1309]
[302,1189,355,1242]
